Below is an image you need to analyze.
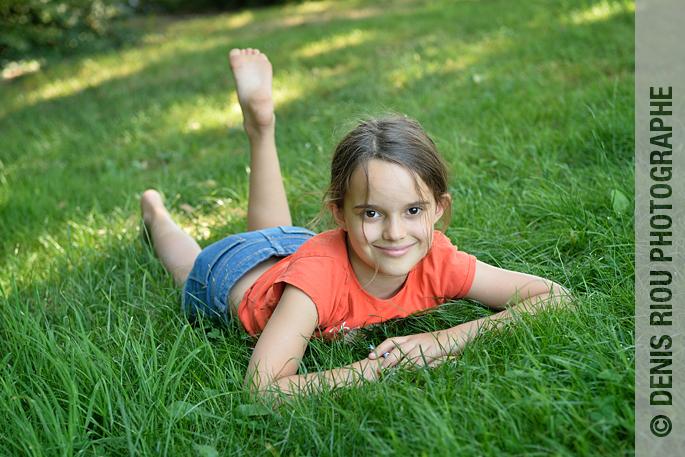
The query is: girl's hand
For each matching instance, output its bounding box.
[368,327,470,371]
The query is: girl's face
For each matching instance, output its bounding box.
[329,159,449,295]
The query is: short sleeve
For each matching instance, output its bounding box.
[426,232,477,300]
[448,248,477,298]
[274,255,349,329]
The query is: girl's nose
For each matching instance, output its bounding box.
[383,216,406,241]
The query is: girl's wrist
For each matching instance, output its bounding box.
[445,324,476,354]
[356,358,381,382]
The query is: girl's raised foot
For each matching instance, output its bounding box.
[229,48,275,137]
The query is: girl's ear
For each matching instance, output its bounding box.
[435,193,451,221]
[328,202,348,231]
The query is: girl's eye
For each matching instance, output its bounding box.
[364,210,379,219]
[407,207,422,216]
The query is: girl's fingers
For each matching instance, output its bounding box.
[373,337,406,355]
[372,338,435,368]
[368,341,391,359]
[368,344,393,361]
[381,348,408,368]
[377,350,392,367]
[387,347,436,368]
[373,340,453,370]
[381,351,395,368]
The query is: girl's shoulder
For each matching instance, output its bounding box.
[425,231,475,274]
[295,228,347,258]
[274,229,353,324]
[281,228,351,279]
[431,230,459,250]
[418,231,476,299]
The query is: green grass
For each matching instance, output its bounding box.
[0,0,634,455]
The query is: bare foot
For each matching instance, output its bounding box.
[139,189,202,286]
[141,189,171,242]
[229,48,275,137]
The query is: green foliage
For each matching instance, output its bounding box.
[0,0,292,65]
[0,0,130,62]
[134,0,288,14]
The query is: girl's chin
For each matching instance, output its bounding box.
[375,261,417,278]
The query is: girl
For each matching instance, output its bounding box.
[141,48,572,396]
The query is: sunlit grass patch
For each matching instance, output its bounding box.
[568,0,635,24]
[177,196,247,241]
[295,29,374,58]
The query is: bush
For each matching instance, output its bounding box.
[0,0,130,63]
[132,0,288,14]
[0,0,292,66]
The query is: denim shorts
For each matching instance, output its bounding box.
[182,226,316,325]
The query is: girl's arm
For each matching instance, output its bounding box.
[246,284,380,396]
[369,260,573,369]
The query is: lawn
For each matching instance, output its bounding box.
[0,0,635,455]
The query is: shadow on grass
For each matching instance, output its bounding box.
[0,0,634,275]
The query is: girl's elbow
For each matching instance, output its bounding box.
[245,370,293,396]
[244,368,272,393]
[554,283,573,298]
[244,377,278,401]
[547,283,576,309]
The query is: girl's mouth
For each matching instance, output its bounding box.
[374,243,416,257]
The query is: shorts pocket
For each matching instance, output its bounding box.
[278,226,316,235]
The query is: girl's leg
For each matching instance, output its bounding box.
[141,189,201,287]
[140,50,289,291]
[229,48,292,231]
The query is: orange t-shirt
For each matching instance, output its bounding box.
[237,228,477,338]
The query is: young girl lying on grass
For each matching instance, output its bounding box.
[141,48,572,396]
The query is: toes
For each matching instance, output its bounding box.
[229,48,266,59]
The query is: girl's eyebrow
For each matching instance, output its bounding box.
[353,201,430,210]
